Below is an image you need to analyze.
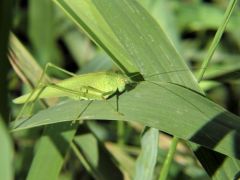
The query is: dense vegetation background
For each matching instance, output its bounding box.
[1,0,240,179]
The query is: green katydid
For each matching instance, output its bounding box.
[13,69,132,104]
[13,63,139,121]
[12,63,142,146]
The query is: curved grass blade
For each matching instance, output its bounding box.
[53,0,199,90]
[9,34,50,87]
[11,81,240,162]
[51,2,200,179]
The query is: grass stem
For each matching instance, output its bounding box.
[197,0,238,82]
[159,136,178,180]
[117,121,125,147]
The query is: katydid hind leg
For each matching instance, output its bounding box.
[15,63,52,120]
[46,63,76,77]
[16,86,47,120]
[15,82,91,120]
[15,63,79,120]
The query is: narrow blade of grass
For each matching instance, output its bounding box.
[0,119,14,180]
[28,0,61,66]
[197,0,238,82]
[73,128,123,180]
[158,136,178,180]
[26,122,77,180]
[134,128,159,180]
[0,0,14,179]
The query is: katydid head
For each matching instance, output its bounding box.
[116,73,132,92]
[115,72,145,93]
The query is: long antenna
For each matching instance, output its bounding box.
[127,66,235,80]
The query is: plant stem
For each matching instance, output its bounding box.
[197,0,238,82]
[159,136,178,180]
[117,121,125,147]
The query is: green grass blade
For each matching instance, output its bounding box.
[9,34,49,87]
[190,143,240,180]
[52,0,198,90]
[134,127,159,180]
[105,143,136,178]
[0,120,14,180]
[0,0,14,179]
[139,0,180,50]
[11,81,240,162]
[51,2,198,179]
[158,136,178,180]
[0,0,14,123]
[117,121,125,146]
[26,123,77,180]
[53,0,138,74]
[134,128,159,180]
[28,0,61,66]
[73,128,123,180]
[197,0,238,82]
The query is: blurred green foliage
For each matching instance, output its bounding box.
[5,0,240,179]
